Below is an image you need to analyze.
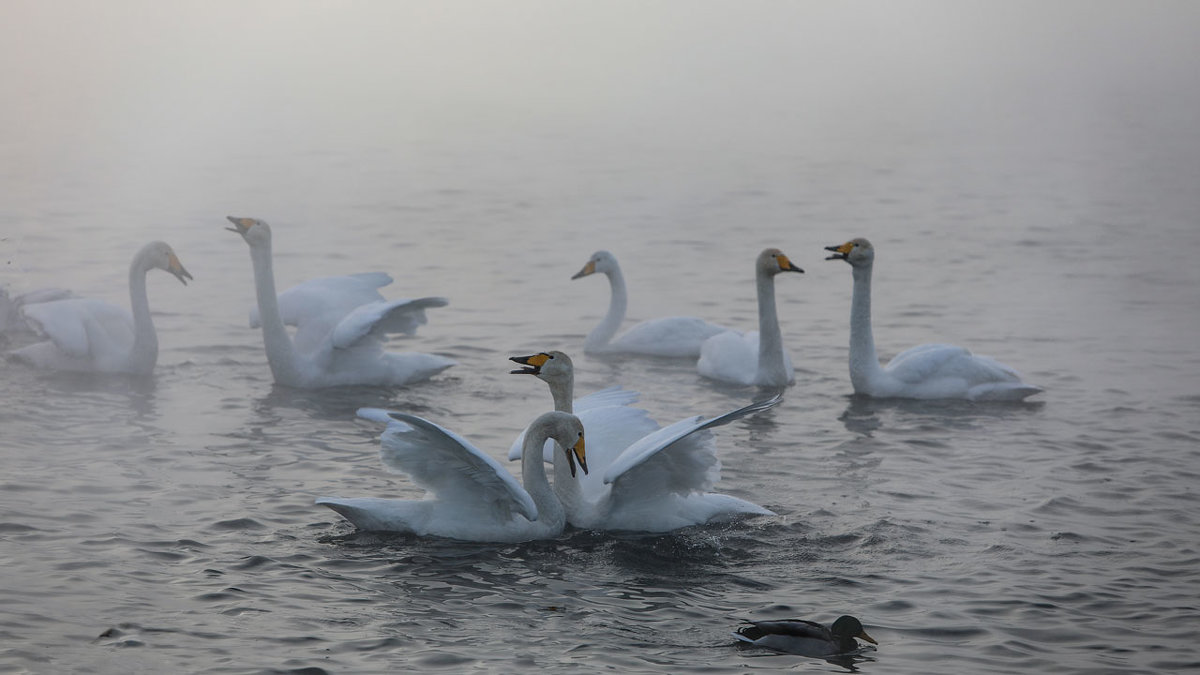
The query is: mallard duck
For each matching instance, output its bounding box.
[733,615,877,656]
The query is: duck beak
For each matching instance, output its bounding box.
[168,252,193,286]
[566,434,588,477]
[509,352,550,375]
[571,260,596,280]
[857,629,878,645]
[225,216,256,234]
[825,241,854,261]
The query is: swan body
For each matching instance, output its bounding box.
[317,409,587,542]
[697,248,804,387]
[734,615,878,657]
[1,287,75,335]
[573,250,727,357]
[8,241,191,374]
[509,351,778,532]
[226,216,455,388]
[825,238,1042,401]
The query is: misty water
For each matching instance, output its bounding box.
[3,3,1199,673]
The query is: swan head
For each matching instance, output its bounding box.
[140,241,193,285]
[530,410,588,478]
[758,248,805,277]
[571,250,618,280]
[824,238,874,267]
[509,350,572,384]
[225,216,272,246]
[830,615,878,645]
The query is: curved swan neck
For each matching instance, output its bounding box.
[585,265,628,350]
[127,251,158,374]
[521,429,565,527]
[754,268,786,382]
[849,263,882,388]
[246,240,302,382]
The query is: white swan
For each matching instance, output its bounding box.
[9,241,192,374]
[697,248,804,387]
[825,237,1042,401]
[508,351,778,532]
[1,287,75,336]
[316,409,587,542]
[572,250,728,357]
[226,216,455,388]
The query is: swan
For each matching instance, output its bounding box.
[697,248,804,387]
[572,250,728,357]
[508,350,778,532]
[225,216,455,388]
[316,409,587,542]
[8,241,192,374]
[1,287,75,336]
[825,238,1043,401]
[734,615,878,656]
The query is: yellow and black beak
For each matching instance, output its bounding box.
[225,216,257,235]
[564,432,588,478]
[510,352,551,376]
[167,251,193,286]
[825,241,855,261]
[778,253,805,274]
[571,259,597,280]
[857,629,878,645]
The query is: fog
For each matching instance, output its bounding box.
[2,0,1198,239]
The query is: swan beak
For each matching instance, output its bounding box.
[825,241,854,261]
[509,352,550,376]
[167,252,193,286]
[225,216,256,234]
[778,253,804,274]
[566,434,588,477]
[571,260,596,280]
[857,629,878,645]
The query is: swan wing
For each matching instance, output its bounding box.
[507,386,642,461]
[883,343,971,383]
[604,393,783,495]
[576,385,640,411]
[249,273,391,348]
[697,330,760,385]
[331,296,448,349]
[20,298,133,358]
[612,316,729,357]
[357,408,537,521]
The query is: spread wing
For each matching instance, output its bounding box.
[357,408,536,521]
[332,296,448,349]
[603,393,783,497]
[249,273,391,351]
[507,386,641,461]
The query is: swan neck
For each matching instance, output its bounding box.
[754,269,786,381]
[585,266,627,350]
[547,375,574,413]
[521,429,565,527]
[247,241,302,382]
[127,253,157,374]
[849,264,882,388]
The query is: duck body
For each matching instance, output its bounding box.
[573,250,727,357]
[734,615,877,657]
[317,409,587,543]
[9,241,192,375]
[509,351,778,532]
[697,248,803,387]
[826,238,1041,401]
[226,217,454,388]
